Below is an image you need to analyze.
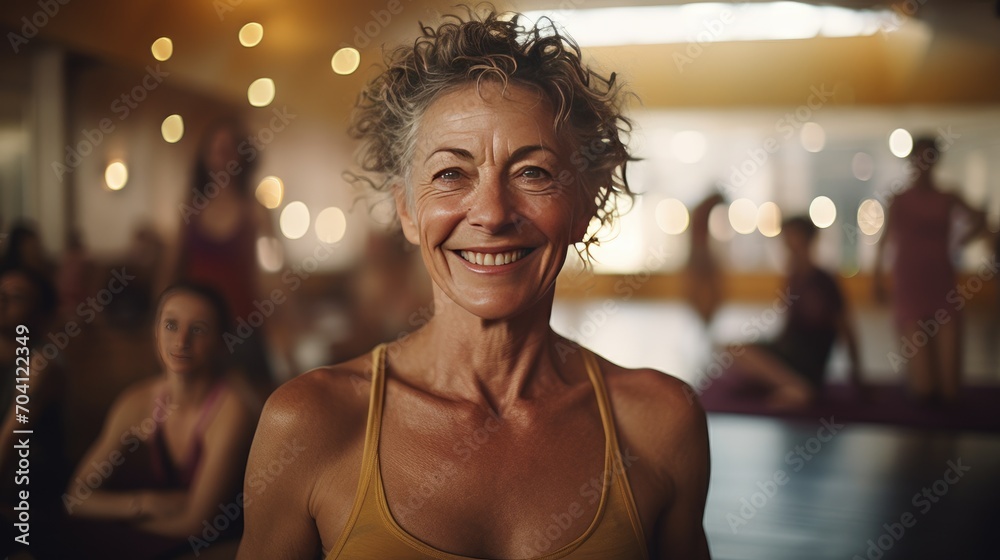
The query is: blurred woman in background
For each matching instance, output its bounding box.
[875,136,986,404]
[67,283,260,559]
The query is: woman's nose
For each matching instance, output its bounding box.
[466,171,515,233]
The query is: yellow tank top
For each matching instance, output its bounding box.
[326,343,649,559]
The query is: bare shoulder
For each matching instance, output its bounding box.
[111,376,163,419]
[252,351,376,463]
[591,352,708,470]
[597,355,705,427]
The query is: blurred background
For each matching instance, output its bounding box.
[1,0,999,559]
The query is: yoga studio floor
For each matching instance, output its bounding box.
[704,413,1000,559]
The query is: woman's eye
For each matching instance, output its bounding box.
[164,321,177,331]
[434,169,463,181]
[521,167,550,180]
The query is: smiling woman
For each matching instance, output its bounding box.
[238,6,711,560]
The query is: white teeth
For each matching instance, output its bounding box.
[460,249,528,266]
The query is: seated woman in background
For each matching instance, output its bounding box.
[726,216,863,410]
[66,283,260,559]
[238,7,710,560]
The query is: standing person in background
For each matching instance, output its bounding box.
[684,191,725,326]
[165,119,276,391]
[874,136,986,405]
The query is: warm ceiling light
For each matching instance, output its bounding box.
[729,198,758,235]
[889,128,913,158]
[151,37,173,61]
[255,176,284,209]
[332,48,361,75]
[239,22,263,47]
[315,207,348,243]
[105,161,128,190]
[279,201,310,240]
[161,114,184,143]
[520,2,895,48]
[809,196,837,228]
[757,202,782,237]
[655,198,690,234]
[248,78,275,107]
[857,198,885,236]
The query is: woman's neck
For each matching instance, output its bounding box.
[394,286,571,413]
[163,369,218,408]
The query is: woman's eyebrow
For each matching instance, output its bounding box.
[425,147,474,163]
[509,144,557,161]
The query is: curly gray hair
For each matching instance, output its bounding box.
[348,5,635,251]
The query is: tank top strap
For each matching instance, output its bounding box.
[579,347,648,550]
[327,343,387,558]
[192,379,228,435]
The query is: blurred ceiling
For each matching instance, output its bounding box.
[2,0,999,121]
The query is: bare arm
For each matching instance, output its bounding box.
[236,379,326,560]
[655,386,711,560]
[64,383,152,519]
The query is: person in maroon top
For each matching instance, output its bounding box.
[167,119,277,389]
[66,284,260,559]
[728,216,864,410]
[874,136,985,404]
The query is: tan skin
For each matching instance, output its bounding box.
[237,82,710,559]
[66,291,259,537]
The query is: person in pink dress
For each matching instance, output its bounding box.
[874,136,985,404]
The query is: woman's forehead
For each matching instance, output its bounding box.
[417,82,560,149]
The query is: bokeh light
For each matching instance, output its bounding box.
[809,196,837,228]
[728,198,758,235]
[331,48,361,75]
[248,78,276,107]
[315,207,348,243]
[239,23,263,47]
[757,201,782,237]
[105,161,127,191]
[255,176,284,209]
[889,128,913,158]
[151,37,173,61]
[857,198,885,236]
[279,201,310,240]
[161,114,184,143]
[655,198,690,234]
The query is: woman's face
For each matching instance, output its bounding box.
[205,127,239,174]
[398,81,589,320]
[155,292,220,375]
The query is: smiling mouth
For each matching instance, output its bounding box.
[458,249,533,266]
